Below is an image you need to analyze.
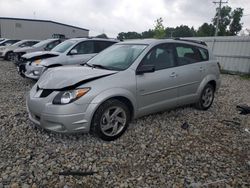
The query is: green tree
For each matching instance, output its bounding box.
[172,25,194,37]
[117,32,141,40]
[229,8,244,35]
[213,5,232,36]
[141,29,155,38]
[212,6,244,36]
[154,18,165,39]
[197,23,215,36]
[165,27,175,38]
[96,33,108,39]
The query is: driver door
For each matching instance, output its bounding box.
[136,43,179,116]
[66,41,96,65]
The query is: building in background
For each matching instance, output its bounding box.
[0,17,89,40]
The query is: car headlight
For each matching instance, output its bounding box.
[33,59,42,65]
[52,88,90,105]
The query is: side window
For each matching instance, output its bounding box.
[94,41,115,53]
[19,42,29,47]
[29,41,39,46]
[198,48,209,61]
[71,41,94,54]
[141,44,175,71]
[175,44,202,65]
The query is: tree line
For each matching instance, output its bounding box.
[116,6,244,40]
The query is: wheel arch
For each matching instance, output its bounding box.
[4,50,13,59]
[197,75,218,96]
[88,88,137,123]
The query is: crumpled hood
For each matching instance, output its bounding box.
[22,51,60,61]
[37,66,118,90]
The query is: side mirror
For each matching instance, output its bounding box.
[44,47,49,51]
[69,49,78,55]
[136,64,155,75]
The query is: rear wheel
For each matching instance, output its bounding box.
[195,83,215,110]
[91,99,130,141]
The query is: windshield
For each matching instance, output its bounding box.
[12,41,26,47]
[51,40,76,53]
[33,39,54,48]
[88,44,147,71]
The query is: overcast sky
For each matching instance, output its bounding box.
[0,0,249,37]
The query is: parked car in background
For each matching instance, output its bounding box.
[27,39,221,141]
[0,39,20,47]
[19,38,117,79]
[0,40,40,60]
[13,38,63,64]
[0,38,7,43]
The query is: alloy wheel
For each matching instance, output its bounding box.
[201,87,214,108]
[100,106,127,137]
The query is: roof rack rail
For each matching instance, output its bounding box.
[174,38,207,46]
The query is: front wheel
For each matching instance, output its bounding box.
[4,52,12,61]
[195,84,215,110]
[91,99,131,141]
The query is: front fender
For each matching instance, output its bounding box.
[89,88,137,117]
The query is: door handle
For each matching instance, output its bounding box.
[170,72,177,78]
[199,67,203,71]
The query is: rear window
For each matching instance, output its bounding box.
[175,43,208,65]
[94,41,116,53]
[198,48,209,61]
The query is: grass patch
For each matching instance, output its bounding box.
[240,74,250,80]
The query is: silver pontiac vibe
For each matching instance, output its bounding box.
[27,39,221,141]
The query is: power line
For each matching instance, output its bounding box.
[213,0,228,36]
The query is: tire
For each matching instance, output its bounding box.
[91,99,131,141]
[18,64,26,78]
[4,52,11,61]
[195,83,215,110]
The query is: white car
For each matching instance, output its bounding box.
[0,40,40,60]
[13,39,63,63]
[21,38,117,79]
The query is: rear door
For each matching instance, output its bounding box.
[174,43,208,102]
[136,43,179,116]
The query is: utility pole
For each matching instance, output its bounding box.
[213,0,228,36]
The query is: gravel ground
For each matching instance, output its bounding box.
[0,60,249,188]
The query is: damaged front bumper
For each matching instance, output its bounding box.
[26,85,97,133]
[25,64,47,80]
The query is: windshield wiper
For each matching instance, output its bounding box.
[81,62,93,67]
[82,63,118,70]
[92,64,110,70]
